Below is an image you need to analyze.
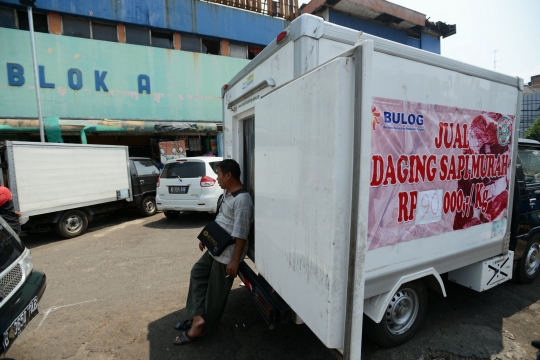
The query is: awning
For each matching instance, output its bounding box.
[154,122,219,132]
[0,118,221,134]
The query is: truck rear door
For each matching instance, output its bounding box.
[252,49,371,350]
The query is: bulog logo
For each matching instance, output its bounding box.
[383,111,424,126]
[497,117,511,146]
[202,230,218,247]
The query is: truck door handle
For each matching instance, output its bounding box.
[140,180,145,184]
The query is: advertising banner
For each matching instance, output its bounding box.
[368,97,514,250]
[159,141,186,164]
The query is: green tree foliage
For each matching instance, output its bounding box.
[524,118,540,142]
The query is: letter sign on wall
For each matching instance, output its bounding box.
[39,65,55,88]
[5,63,156,95]
[94,70,108,91]
[7,63,25,86]
[138,74,151,94]
[68,68,83,90]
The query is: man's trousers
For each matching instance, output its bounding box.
[185,251,235,334]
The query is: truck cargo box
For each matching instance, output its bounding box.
[1,141,132,224]
[222,14,523,358]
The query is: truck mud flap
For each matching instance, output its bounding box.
[238,261,290,329]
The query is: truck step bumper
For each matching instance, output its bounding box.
[238,262,290,329]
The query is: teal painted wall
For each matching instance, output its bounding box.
[0,28,249,122]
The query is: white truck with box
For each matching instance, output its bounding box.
[221,14,535,359]
[0,141,153,239]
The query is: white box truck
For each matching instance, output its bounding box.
[0,141,152,239]
[221,15,536,359]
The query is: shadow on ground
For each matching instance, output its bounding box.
[143,212,215,230]
[148,276,540,360]
[147,287,336,360]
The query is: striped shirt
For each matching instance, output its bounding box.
[211,188,254,265]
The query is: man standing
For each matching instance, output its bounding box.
[0,185,21,235]
[174,159,253,345]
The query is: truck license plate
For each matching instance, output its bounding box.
[169,186,188,194]
[2,296,39,352]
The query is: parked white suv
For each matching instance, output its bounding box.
[156,157,223,219]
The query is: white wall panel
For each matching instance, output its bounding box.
[255,58,355,348]
[11,143,130,214]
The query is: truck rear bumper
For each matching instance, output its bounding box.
[156,196,217,213]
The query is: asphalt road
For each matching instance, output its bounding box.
[6,210,540,360]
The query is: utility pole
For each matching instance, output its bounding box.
[494,49,499,71]
[19,0,45,142]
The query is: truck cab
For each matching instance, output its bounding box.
[129,157,160,217]
[511,138,540,282]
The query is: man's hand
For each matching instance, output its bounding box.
[226,259,240,278]
[14,211,21,217]
[198,241,205,251]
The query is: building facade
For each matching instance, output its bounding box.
[0,0,293,159]
[1,0,451,162]
[301,0,455,54]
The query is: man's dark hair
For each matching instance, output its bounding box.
[217,159,241,180]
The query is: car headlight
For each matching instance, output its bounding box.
[20,249,33,277]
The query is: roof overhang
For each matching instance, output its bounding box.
[300,0,455,38]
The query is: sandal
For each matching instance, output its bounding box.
[173,331,204,346]
[174,319,193,331]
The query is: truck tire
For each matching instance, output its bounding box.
[55,210,88,239]
[140,196,157,217]
[514,235,540,284]
[364,280,428,348]
[164,211,180,219]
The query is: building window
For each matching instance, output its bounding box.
[63,16,90,38]
[126,26,150,46]
[92,22,117,42]
[181,35,201,52]
[0,7,16,29]
[229,43,247,59]
[248,46,263,60]
[17,9,49,33]
[202,38,220,55]
[151,30,173,49]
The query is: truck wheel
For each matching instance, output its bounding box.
[164,211,180,219]
[140,196,157,217]
[515,235,540,283]
[55,210,88,239]
[364,280,427,348]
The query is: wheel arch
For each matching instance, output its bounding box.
[52,207,94,224]
[363,268,446,323]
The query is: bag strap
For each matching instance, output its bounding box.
[216,188,249,215]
